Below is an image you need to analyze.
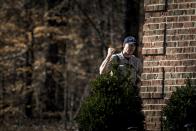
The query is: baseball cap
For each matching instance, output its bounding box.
[123,36,136,45]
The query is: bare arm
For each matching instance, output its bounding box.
[99,48,115,74]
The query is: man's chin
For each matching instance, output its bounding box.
[124,54,132,58]
[125,52,133,56]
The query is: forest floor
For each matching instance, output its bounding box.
[0,118,78,131]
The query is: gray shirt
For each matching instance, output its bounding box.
[108,52,142,84]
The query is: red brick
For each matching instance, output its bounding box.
[167,86,178,92]
[143,31,152,36]
[185,9,195,15]
[179,16,191,21]
[167,47,195,54]
[191,15,196,21]
[179,3,192,8]
[145,125,161,131]
[167,42,178,47]
[144,35,164,42]
[167,16,178,22]
[184,22,195,27]
[146,74,160,79]
[152,67,161,72]
[176,79,186,85]
[173,22,184,28]
[165,73,175,79]
[177,28,189,34]
[143,67,153,73]
[167,29,178,35]
[143,42,163,48]
[154,5,165,11]
[175,66,187,72]
[149,24,160,30]
[143,48,164,55]
[191,3,196,8]
[178,28,196,36]
[184,47,195,52]
[186,66,196,72]
[160,60,183,66]
[144,0,160,5]
[165,80,176,85]
[144,56,163,61]
[178,41,189,46]
[159,23,168,29]
[164,67,175,72]
[150,12,164,17]
[165,54,177,60]
[143,99,167,105]
[144,111,162,116]
[182,60,196,66]
[151,80,162,85]
[145,5,165,12]
[168,4,179,10]
[182,73,195,78]
[190,28,196,34]
[177,54,189,59]
[141,87,158,92]
[155,30,164,35]
[189,41,196,46]
[143,104,165,110]
[141,92,164,99]
[145,122,161,127]
[166,48,182,54]
[174,0,194,3]
[189,53,196,59]
[152,17,165,23]
[168,10,184,16]
[184,0,195,2]
[141,81,152,86]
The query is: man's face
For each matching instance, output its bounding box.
[122,43,136,57]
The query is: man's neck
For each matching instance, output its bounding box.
[122,52,132,58]
[122,52,132,60]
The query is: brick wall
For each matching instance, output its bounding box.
[141,0,196,130]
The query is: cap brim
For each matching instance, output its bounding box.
[125,42,136,45]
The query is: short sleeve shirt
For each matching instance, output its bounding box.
[109,52,142,84]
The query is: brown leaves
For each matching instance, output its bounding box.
[33,26,64,37]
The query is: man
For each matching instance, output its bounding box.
[99,36,142,86]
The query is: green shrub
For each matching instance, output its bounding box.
[163,79,196,131]
[76,65,144,131]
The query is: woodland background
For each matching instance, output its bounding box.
[0,0,142,130]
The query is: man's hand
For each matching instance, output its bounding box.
[99,47,116,74]
[107,47,116,57]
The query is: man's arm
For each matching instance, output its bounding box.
[99,48,115,74]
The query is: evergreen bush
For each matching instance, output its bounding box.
[163,79,196,131]
[76,65,144,131]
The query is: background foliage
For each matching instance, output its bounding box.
[0,0,142,130]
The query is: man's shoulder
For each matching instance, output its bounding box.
[112,53,123,59]
[130,55,142,68]
[110,53,122,64]
[111,53,121,58]
[131,55,141,61]
[112,52,121,56]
